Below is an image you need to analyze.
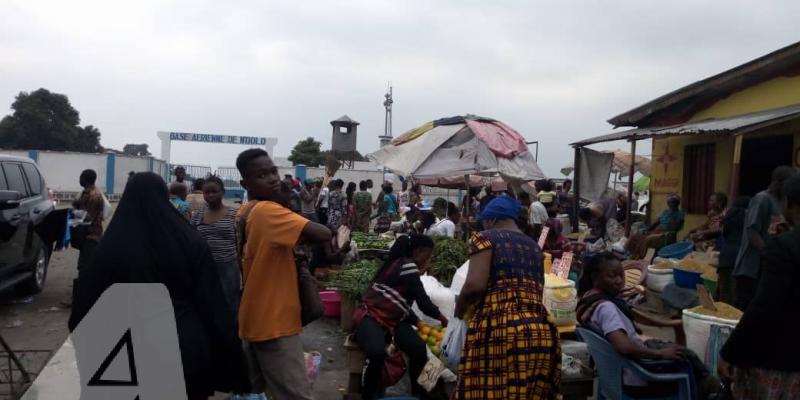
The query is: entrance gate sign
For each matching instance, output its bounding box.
[168,131,269,146]
[157,131,277,164]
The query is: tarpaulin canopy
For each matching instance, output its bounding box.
[370,115,545,182]
[414,175,501,189]
[561,149,650,178]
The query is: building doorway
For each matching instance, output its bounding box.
[739,134,793,196]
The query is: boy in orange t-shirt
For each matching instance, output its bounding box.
[236,148,331,399]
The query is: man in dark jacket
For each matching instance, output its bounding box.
[718,174,800,399]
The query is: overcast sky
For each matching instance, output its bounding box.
[2,0,799,176]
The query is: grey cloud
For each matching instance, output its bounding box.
[1,0,798,176]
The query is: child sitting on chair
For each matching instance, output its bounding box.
[577,252,715,398]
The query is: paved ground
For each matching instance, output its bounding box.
[0,246,360,400]
[0,248,76,399]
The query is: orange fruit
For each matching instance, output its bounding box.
[420,326,431,335]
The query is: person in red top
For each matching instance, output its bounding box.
[352,234,448,400]
[542,217,573,260]
[236,148,331,400]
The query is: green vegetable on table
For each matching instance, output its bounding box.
[430,236,469,286]
[328,259,381,301]
[352,232,393,250]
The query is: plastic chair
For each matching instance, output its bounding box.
[577,327,696,400]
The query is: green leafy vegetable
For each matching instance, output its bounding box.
[430,236,469,286]
[352,232,393,250]
[328,259,381,300]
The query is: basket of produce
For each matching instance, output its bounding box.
[416,321,445,357]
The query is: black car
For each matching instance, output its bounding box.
[0,155,59,294]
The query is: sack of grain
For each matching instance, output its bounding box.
[682,303,742,366]
[543,274,578,326]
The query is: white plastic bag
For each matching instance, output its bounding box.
[440,318,467,371]
[101,193,112,220]
[449,260,470,295]
[304,351,322,384]
[417,347,447,392]
[412,275,455,326]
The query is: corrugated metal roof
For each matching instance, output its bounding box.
[608,41,800,127]
[570,127,650,147]
[573,104,800,146]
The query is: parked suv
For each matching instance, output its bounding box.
[0,155,57,294]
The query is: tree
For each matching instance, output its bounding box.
[0,88,102,152]
[123,143,151,156]
[288,137,323,166]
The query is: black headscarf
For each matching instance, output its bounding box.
[68,172,249,396]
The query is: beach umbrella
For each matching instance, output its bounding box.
[370,115,545,182]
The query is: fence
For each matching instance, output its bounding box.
[0,149,170,200]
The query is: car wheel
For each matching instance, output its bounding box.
[18,243,49,295]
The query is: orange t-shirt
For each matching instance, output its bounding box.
[237,201,309,342]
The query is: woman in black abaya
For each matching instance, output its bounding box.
[68,172,249,399]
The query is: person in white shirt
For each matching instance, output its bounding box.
[529,199,549,238]
[398,181,410,209]
[428,202,460,239]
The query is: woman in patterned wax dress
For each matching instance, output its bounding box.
[454,195,561,400]
[327,179,348,230]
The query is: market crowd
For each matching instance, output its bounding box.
[64,149,799,400]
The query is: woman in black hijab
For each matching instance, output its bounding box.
[68,172,249,399]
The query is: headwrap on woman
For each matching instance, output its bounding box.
[480,195,521,221]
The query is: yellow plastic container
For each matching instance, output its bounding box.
[544,252,552,274]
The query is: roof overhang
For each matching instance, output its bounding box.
[573,104,800,147]
[608,41,800,127]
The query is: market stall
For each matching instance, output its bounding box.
[370,114,545,226]
[325,115,599,399]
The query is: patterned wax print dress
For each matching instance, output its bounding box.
[455,229,561,400]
